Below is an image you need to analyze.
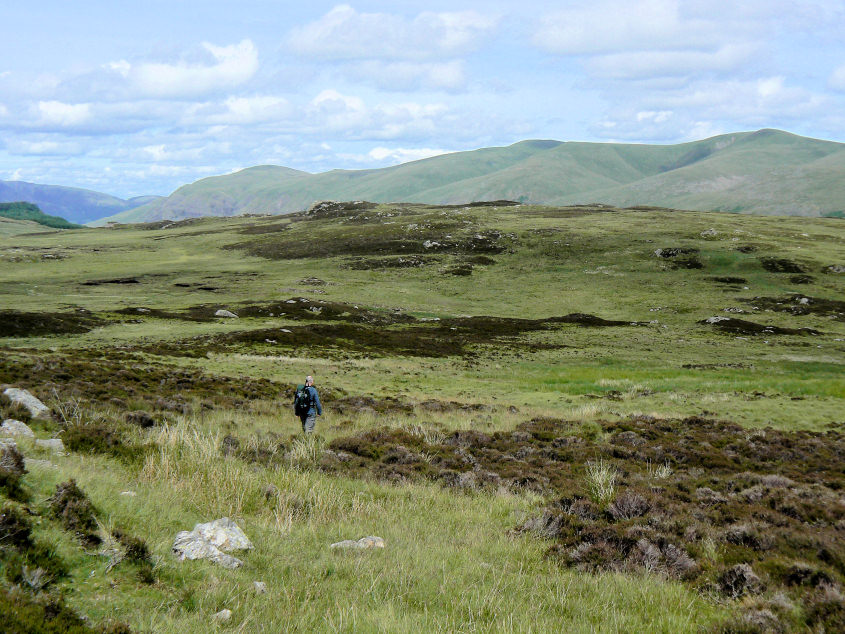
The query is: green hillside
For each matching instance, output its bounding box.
[0,201,81,230]
[94,129,845,225]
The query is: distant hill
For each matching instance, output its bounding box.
[93,130,845,225]
[0,180,162,225]
[0,201,81,230]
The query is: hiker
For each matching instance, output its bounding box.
[293,375,322,434]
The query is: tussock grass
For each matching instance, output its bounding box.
[585,459,618,507]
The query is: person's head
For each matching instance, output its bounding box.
[305,375,314,386]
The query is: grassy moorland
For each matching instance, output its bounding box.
[1,202,843,632]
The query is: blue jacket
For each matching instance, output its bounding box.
[302,385,322,416]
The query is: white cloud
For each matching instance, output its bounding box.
[593,75,829,141]
[0,103,8,117]
[636,110,672,124]
[287,5,497,60]
[367,146,450,163]
[186,95,293,125]
[829,63,845,91]
[345,60,467,91]
[534,0,713,55]
[587,43,756,80]
[139,142,230,162]
[7,139,84,155]
[122,39,258,98]
[35,100,91,127]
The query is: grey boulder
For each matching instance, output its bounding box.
[215,309,239,318]
[1,419,34,438]
[3,388,50,419]
[172,517,253,569]
[35,438,65,453]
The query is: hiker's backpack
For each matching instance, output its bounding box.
[293,384,312,417]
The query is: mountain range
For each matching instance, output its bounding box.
[7,129,845,226]
[0,180,160,225]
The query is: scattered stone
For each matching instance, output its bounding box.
[3,388,50,419]
[213,609,232,623]
[823,264,845,274]
[253,581,267,594]
[35,438,64,453]
[215,309,239,318]
[330,536,385,550]
[1,419,35,438]
[699,228,718,238]
[172,517,253,569]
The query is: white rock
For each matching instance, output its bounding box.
[172,517,252,569]
[330,536,385,550]
[705,316,731,323]
[215,309,239,318]
[120,491,137,497]
[35,438,64,453]
[1,419,35,437]
[253,581,268,594]
[3,388,50,419]
[213,609,232,622]
[193,517,253,550]
[700,228,718,238]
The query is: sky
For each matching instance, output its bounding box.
[1,0,844,198]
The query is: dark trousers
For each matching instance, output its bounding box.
[300,412,316,434]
